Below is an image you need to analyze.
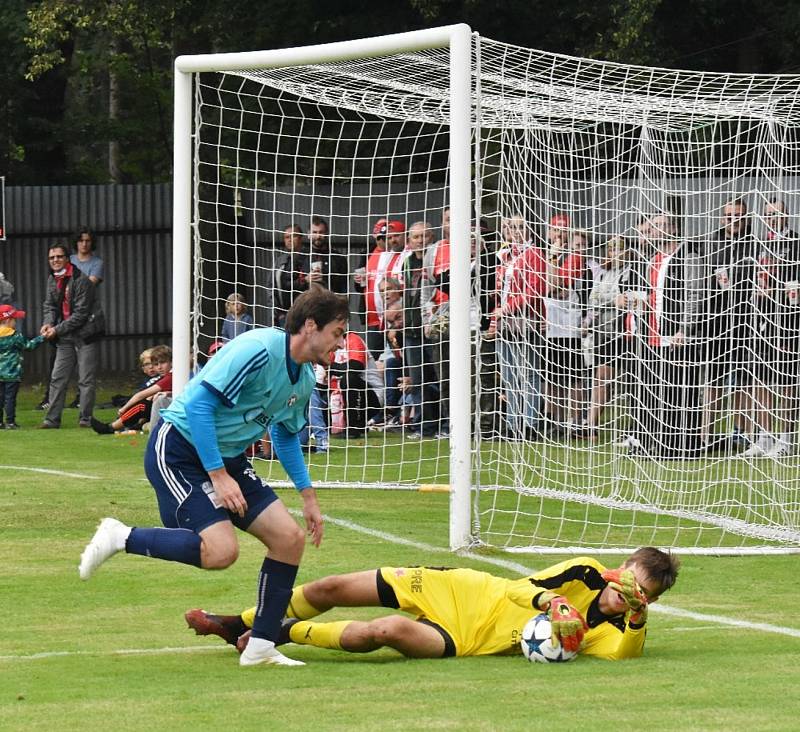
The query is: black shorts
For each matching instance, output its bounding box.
[542,339,587,385]
[593,334,630,367]
[745,347,799,386]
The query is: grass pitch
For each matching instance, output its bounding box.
[2,385,799,731]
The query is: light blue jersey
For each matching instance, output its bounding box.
[161,328,314,458]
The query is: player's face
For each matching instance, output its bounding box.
[407,226,425,252]
[442,209,450,239]
[76,234,92,254]
[309,223,328,249]
[284,229,304,251]
[571,233,586,251]
[722,204,746,237]
[604,562,660,615]
[764,204,787,233]
[141,359,156,377]
[503,217,527,245]
[48,249,69,272]
[309,319,347,366]
[154,360,171,377]
[387,232,405,252]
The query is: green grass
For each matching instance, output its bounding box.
[2,385,799,731]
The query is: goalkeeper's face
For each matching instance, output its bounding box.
[308,318,347,366]
[605,563,659,614]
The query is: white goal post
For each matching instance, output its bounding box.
[171,26,800,556]
[172,25,475,550]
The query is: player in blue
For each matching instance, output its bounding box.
[78,288,349,667]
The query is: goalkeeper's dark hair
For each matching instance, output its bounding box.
[624,547,681,595]
[285,288,349,334]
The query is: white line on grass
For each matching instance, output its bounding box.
[0,645,227,662]
[0,465,101,480]
[318,514,533,574]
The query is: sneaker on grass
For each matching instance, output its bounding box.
[740,433,774,458]
[90,416,114,435]
[239,635,305,667]
[78,518,131,580]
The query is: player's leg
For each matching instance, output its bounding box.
[76,338,98,425]
[79,421,241,579]
[186,568,384,649]
[285,615,447,658]
[235,485,307,666]
[238,569,385,626]
[43,341,76,427]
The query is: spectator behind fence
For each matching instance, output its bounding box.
[307,216,349,295]
[700,197,759,453]
[272,224,309,328]
[64,227,105,409]
[37,228,105,411]
[743,198,800,457]
[359,218,405,359]
[584,236,642,439]
[90,345,172,434]
[329,331,382,438]
[487,215,547,440]
[376,276,405,428]
[221,292,254,342]
[401,221,440,438]
[0,304,45,429]
[631,213,703,458]
[542,227,591,437]
[39,243,105,429]
[0,271,15,307]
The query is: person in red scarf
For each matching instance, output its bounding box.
[39,244,105,428]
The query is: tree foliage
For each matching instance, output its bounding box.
[2,0,800,184]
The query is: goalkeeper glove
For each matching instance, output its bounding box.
[601,568,648,611]
[626,603,648,627]
[547,596,588,654]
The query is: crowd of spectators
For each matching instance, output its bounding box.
[257,197,800,459]
[6,197,799,461]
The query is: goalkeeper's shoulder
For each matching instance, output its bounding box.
[530,555,606,581]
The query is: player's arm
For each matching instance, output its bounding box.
[117,382,162,415]
[269,422,323,547]
[506,580,587,653]
[16,333,45,350]
[184,384,248,517]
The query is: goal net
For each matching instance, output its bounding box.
[173,26,800,555]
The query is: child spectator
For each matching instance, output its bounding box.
[221,293,254,342]
[90,345,172,434]
[0,304,44,429]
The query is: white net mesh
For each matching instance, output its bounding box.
[187,33,800,554]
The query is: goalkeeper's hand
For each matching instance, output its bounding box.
[601,568,648,611]
[547,596,588,654]
[626,603,648,627]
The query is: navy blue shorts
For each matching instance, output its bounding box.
[144,419,279,534]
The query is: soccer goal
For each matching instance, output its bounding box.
[172,25,800,556]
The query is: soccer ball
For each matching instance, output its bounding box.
[520,612,578,663]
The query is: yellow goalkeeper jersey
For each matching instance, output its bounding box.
[380,558,646,660]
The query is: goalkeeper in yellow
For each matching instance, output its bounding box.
[186,546,678,661]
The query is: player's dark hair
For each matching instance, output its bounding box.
[149,344,172,363]
[285,288,349,334]
[74,227,95,251]
[48,243,69,258]
[310,215,328,231]
[624,547,680,595]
